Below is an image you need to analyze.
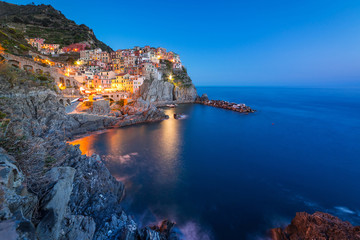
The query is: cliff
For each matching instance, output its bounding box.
[139,65,198,104]
[270,212,360,240]
[0,1,112,51]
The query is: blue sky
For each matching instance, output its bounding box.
[4,0,360,86]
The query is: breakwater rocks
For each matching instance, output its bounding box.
[270,212,360,240]
[195,94,255,113]
[0,85,178,239]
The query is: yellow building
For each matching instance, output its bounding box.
[112,73,128,91]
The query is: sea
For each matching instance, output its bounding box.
[70,87,360,239]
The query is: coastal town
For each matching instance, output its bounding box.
[24,38,183,102]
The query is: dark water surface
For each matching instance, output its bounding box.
[70,87,360,239]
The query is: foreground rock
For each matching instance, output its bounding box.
[0,148,38,240]
[270,212,360,240]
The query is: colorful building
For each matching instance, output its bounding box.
[63,43,90,53]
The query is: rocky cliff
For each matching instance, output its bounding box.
[0,73,177,239]
[140,78,198,104]
[140,62,198,104]
[270,212,360,240]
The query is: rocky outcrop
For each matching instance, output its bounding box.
[88,100,111,115]
[36,167,75,240]
[140,79,175,102]
[0,148,38,240]
[270,212,360,240]
[196,93,209,102]
[140,79,198,103]
[66,99,168,139]
[173,85,198,102]
[67,113,118,138]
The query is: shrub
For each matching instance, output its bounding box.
[116,99,125,107]
[19,44,29,51]
[8,28,16,34]
[37,75,49,81]
[0,111,6,119]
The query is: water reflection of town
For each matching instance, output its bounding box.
[69,108,183,189]
[68,134,98,156]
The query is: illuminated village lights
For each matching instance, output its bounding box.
[58,83,66,90]
[33,56,55,66]
[0,43,4,54]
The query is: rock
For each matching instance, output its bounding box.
[141,220,179,240]
[196,93,208,102]
[36,167,75,240]
[0,214,36,240]
[67,113,118,137]
[141,80,175,102]
[173,85,197,102]
[60,215,95,240]
[89,100,111,115]
[270,212,360,240]
[0,148,37,239]
[139,75,198,104]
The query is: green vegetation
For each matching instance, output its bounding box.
[0,63,55,89]
[160,59,193,88]
[0,111,6,119]
[0,27,32,55]
[0,2,112,52]
[116,99,126,107]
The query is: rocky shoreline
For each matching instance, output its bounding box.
[270,212,360,240]
[66,100,168,140]
[195,93,255,113]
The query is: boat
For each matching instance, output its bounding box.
[167,104,176,108]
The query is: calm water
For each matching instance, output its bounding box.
[70,87,360,239]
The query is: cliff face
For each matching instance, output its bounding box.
[140,79,197,103]
[139,59,198,103]
[270,212,360,240]
[140,78,198,103]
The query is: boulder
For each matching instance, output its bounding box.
[195,93,209,102]
[90,100,111,115]
[36,167,75,240]
[270,212,360,240]
[0,148,37,239]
